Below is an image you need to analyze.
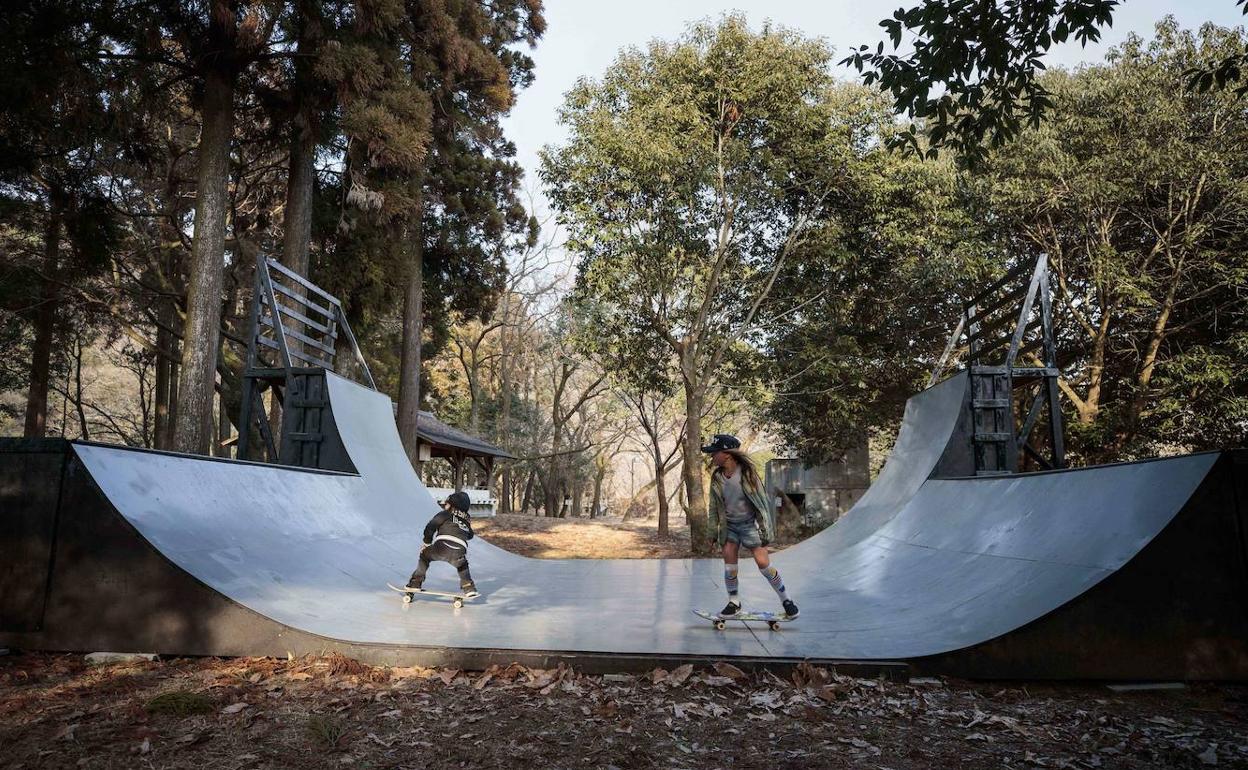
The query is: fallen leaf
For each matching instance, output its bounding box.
[669,665,694,685]
[713,662,747,680]
[1198,745,1219,766]
[221,702,249,715]
[438,670,459,686]
[175,732,211,749]
[526,670,555,690]
[818,683,851,702]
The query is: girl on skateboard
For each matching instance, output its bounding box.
[406,490,479,597]
[702,434,799,619]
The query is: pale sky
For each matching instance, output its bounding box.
[502,0,1247,212]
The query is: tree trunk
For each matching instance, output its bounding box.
[544,468,561,518]
[520,470,535,515]
[153,234,181,449]
[497,305,515,512]
[545,431,563,518]
[1081,311,1112,424]
[215,391,232,457]
[168,340,180,444]
[652,441,670,536]
[397,198,425,466]
[591,462,607,519]
[72,337,89,439]
[174,47,236,455]
[571,481,584,519]
[23,202,62,438]
[499,466,512,514]
[154,319,172,449]
[1121,269,1182,449]
[278,51,317,417]
[681,381,710,553]
[281,105,315,282]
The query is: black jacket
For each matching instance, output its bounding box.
[423,509,475,548]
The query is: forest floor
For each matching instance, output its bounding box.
[472,513,799,559]
[2,652,1246,769]
[472,513,693,559]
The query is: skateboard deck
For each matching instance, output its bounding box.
[387,583,479,608]
[693,608,794,630]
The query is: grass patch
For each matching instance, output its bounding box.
[145,690,214,716]
[306,714,349,748]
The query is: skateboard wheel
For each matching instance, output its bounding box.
[402,594,412,604]
[453,599,464,609]
[714,621,726,630]
[768,621,780,631]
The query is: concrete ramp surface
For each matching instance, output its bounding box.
[2,372,1245,678]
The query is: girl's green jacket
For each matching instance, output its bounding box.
[707,468,775,547]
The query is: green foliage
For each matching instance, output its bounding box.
[305,714,348,747]
[846,2,1248,165]
[763,141,993,463]
[1186,0,1248,96]
[842,0,1121,164]
[145,690,214,716]
[323,0,543,398]
[972,20,1248,458]
[546,15,853,401]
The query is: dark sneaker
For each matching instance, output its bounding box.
[781,599,799,619]
[720,600,742,617]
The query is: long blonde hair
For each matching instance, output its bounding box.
[720,448,760,489]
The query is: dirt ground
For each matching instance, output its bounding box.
[472,513,795,559]
[2,652,1246,769]
[473,513,694,559]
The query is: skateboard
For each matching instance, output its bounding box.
[387,583,479,609]
[693,608,794,631]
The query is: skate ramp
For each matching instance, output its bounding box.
[2,371,1244,678]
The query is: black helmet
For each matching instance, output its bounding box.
[444,491,472,513]
[700,434,741,454]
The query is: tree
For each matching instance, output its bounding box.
[545,16,872,553]
[0,0,120,438]
[761,87,991,464]
[844,0,1247,163]
[155,2,275,453]
[391,0,545,467]
[973,21,1248,460]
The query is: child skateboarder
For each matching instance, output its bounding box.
[702,434,799,619]
[407,490,479,597]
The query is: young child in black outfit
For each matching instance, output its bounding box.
[406,490,479,597]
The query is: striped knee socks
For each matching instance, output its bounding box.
[724,564,739,600]
[760,565,788,601]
